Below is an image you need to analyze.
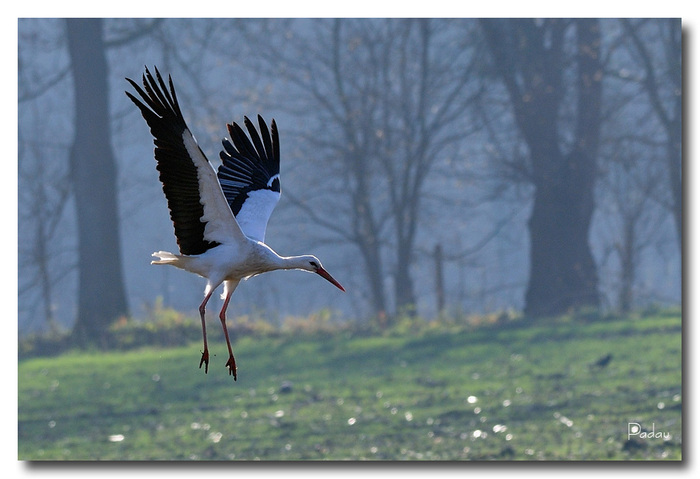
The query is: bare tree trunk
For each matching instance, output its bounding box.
[360,240,388,321]
[668,102,682,254]
[394,242,416,316]
[434,244,445,315]
[617,217,636,313]
[66,18,128,345]
[393,191,418,314]
[352,171,388,318]
[525,165,599,316]
[480,19,601,317]
[35,197,59,333]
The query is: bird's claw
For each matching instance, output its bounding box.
[225,356,237,381]
[199,349,209,374]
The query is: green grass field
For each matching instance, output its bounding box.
[18,310,682,461]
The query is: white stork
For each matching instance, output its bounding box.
[125,67,344,380]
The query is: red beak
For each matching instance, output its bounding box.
[316,267,345,292]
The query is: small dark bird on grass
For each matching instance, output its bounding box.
[590,353,613,370]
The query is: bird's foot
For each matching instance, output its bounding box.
[225,355,237,381]
[199,349,209,374]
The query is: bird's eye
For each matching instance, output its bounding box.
[310,261,318,268]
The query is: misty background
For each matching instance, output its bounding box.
[17,18,681,339]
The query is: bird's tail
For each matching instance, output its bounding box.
[151,251,181,265]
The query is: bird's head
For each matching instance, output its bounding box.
[297,255,345,292]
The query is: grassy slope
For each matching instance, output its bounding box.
[18,311,682,461]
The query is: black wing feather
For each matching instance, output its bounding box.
[125,66,219,256]
[229,122,257,160]
[258,117,273,160]
[244,117,266,160]
[217,115,281,217]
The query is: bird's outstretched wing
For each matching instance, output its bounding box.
[125,67,245,255]
[217,115,281,242]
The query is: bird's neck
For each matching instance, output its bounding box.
[277,255,311,271]
[255,244,308,272]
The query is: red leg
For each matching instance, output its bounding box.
[198,289,214,374]
[219,289,237,380]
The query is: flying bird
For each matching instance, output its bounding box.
[125,67,344,380]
